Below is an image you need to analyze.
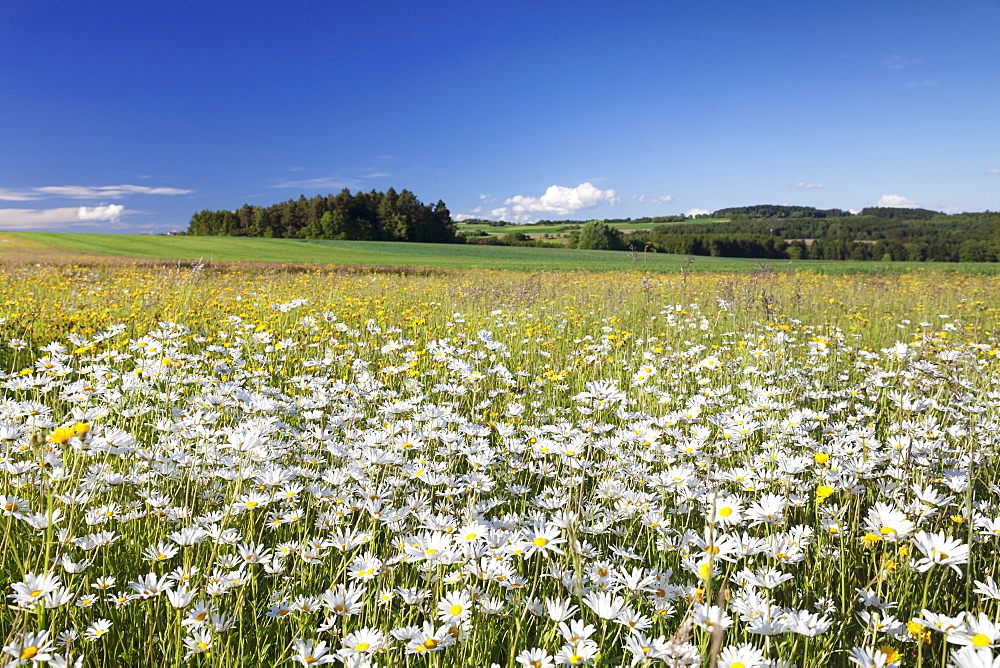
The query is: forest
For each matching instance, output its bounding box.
[186,188,458,243]
[628,207,999,261]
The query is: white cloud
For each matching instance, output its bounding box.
[0,184,191,201]
[685,208,710,217]
[875,194,919,208]
[790,182,825,189]
[478,194,495,203]
[486,210,534,224]
[78,204,125,223]
[491,182,618,221]
[988,169,999,175]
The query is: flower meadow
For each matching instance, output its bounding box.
[2,264,1000,667]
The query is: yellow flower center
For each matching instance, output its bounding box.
[197,642,209,649]
[719,507,733,517]
[449,604,463,616]
[732,663,745,668]
[244,502,258,508]
[356,642,370,651]
[29,589,43,597]
[21,647,39,660]
[423,638,438,649]
[533,537,549,547]
[973,633,991,648]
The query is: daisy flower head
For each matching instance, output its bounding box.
[948,613,1000,649]
[290,638,336,666]
[554,639,599,666]
[8,572,62,608]
[522,523,566,558]
[708,496,744,527]
[339,627,386,658]
[863,503,914,542]
[3,631,55,666]
[847,645,901,668]
[436,590,474,623]
[516,647,555,668]
[718,642,767,668]
[911,530,969,576]
[183,629,214,659]
[948,646,1000,668]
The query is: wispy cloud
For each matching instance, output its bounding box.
[876,194,919,208]
[0,208,83,228]
[634,194,674,204]
[0,184,192,201]
[881,54,922,70]
[905,80,938,88]
[487,182,618,223]
[685,208,710,217]
[790,182,825,189]
[988,169,999,175]
[0,205,128,229]
[270,177,363,191]
[0,189,40,202]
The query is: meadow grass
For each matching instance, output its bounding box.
[1,259,1000,667]
[12,232,1000,275]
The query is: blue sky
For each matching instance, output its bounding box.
[1,1,998,233]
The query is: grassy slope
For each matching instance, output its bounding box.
[14,232,1000,274]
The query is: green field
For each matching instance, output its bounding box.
[455,218,730,238]
[12,232,1000,274]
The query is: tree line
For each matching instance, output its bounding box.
[633,208,998,261]
[186,196,999,262]
[186,189,458,243]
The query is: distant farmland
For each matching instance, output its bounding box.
[7,232,1000,274]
